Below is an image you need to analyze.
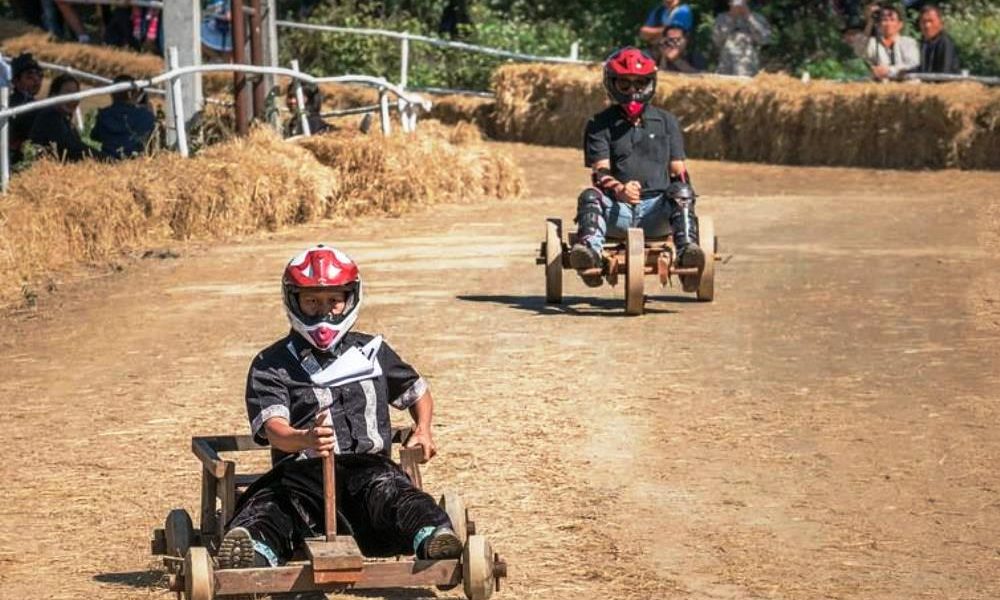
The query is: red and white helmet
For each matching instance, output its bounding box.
[282,245,362,352]
[603,47,657,120]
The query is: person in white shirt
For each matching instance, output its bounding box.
[864,5,919,81]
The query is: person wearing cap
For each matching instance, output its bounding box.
[92,74,156,160]
[9,53,44,165]
[712,0,772,77]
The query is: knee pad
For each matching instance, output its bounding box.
[576,188,605,231]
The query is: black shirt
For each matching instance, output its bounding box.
[10,89,36,163]
[246,331,425,466]
[920,32,961,74]
[28,107,93,162]
[584,104,686,197]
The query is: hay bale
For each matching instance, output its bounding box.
[0,21,231,93]
[0,124,524,308]
[429,95,497,137]
[492,63,1000,170]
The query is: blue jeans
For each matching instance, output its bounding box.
[576,189,673,253]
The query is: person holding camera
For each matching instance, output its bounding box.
[864,5,919,81]
[658,25,707,74]
[92,74,156,160]
[712,0,771,77]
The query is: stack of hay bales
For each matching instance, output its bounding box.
[0,124,523,308]
[492,63,1000,170]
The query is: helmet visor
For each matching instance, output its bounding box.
[290,283,359,327]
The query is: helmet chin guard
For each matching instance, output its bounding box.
[603,47,657,119]
[282,245,363,352]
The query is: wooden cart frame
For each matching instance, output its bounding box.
[537,216,719,315]
[151,427,507,600]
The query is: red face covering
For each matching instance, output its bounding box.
[623,100,645,120]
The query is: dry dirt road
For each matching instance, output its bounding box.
[1,144,999,600]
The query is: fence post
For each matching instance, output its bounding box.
[1,86,10,194]
[400,34,410,90]
[262,0,280,125]
[168,47,190,157]
[379,88,391,136]
[73,105,84,132]
[163,0,202,147]
[290,60,310,137]
[570,41,580,61]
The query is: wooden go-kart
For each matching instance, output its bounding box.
[537,216,718,315]
[151,427,507,600]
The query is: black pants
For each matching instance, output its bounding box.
[227,454,450,561]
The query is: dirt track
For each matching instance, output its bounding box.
[1,144,999,600]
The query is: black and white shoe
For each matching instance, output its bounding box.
[217,527,259,570]
[419,526,463,560]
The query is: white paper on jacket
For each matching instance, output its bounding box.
[308,335,384,387]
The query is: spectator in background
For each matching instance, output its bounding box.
[131,7,162,54]
[54,1,91,43]
[29,73,93,162]
[284,83,331,137]
[639,0,695,43]
[917,5,960,74]
[864,5,919,80]
[713,0,771,77]
[202,0,234,61]
[658,25,707,74]
[92,75,156,160]
[9,53,45,165]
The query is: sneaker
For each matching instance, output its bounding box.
[217,527,259,569]
[569,244,604,288]
[418,526,463,560]
[677,243,705,292]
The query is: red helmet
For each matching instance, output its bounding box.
[282,244,362,352]
[603,47,657,120]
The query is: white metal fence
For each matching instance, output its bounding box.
[0,46,431,193]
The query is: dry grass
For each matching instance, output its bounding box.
[0,21,231,93]
[492,64,1000,170]
[0,124,524,308]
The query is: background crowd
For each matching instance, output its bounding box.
[0,0,994,166]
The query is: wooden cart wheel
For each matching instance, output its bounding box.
[463,535,495,600]
[624,228,645,315]
[544,218,563,304]
[165,509,195,558]
[184,546,214,600]
[439,492,468,544]
[696,216,715,302]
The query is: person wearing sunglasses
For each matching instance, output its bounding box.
[658,25,707,74]
[569,47,705,290]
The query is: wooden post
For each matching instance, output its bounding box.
[249,0,266,119]
[1,86,9,194]
[232,0,250,136]
[168,47,190,157]
[316,410,336,541]
[290,60,310,137]
[163,0,202,147]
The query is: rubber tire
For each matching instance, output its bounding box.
[165,508,194,558]
[696,216,715,302]
[184,546,214,600]
[545,219,563,304]
[625,228,645,315]
[462,535,494,600]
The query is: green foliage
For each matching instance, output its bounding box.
[280,0,999,86]
[946,1,1000,76]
